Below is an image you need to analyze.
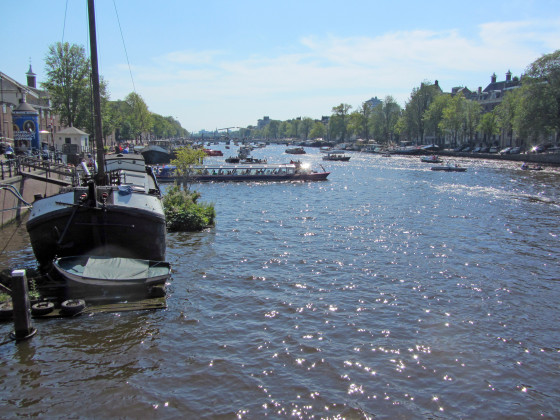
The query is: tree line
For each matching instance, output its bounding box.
[42,42,188,144]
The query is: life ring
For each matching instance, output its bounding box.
[60,299,86,316]
[0,302,13,320]
[31,301,55,316]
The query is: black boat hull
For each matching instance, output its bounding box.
[27,205,166,269]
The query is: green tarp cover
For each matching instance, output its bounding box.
[82,257,152,280]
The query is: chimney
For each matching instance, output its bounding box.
[434,80,439,87]
[491,73,497,83]
[26,64,36,88]
[478,86,482,94]
[506,70,512,82]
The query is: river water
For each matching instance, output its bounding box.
[1,145,559,419]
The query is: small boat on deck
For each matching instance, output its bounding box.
[54,256,170,300]
[431,161,467,172]
[421,155,442,163]
[322,151,351,162]
[154,162,329,182]
[285,147,306,154]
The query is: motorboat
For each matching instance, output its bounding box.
[322,151,350,161]
[421,155,442,163]
[431,161,467,172]
[204,149,223,156]
[285,147,306,154]
[154,162,329,182]
[521,163,543,171]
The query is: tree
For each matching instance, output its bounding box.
[423,94,451,144]
[42,42,92,128]
[309,121,326,139]
[170,146,207,190]
[463,99,482,143]
[494,89,521,146]
[478,111,499,144]
[440,93,466,146]
[404,81,441,144]
[299,117,314,140]
[349,102,373,141]
[123,92,152,141]
[523,49,560,142]
[330,103,352,142]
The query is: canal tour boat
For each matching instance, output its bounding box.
[26,1,166,271]
[154,162,330,182]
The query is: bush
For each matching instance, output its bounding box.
[163,185,215,232]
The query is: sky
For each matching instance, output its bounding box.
[1,0,560,133]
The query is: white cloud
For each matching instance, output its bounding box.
[106,18,560,130]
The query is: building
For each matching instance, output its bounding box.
[0,65,62,151]
[451,71,521,112]
[55,126,90,154]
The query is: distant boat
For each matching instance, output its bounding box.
[421,155,442,163]
[285,147,306,154]
[204,149,223,156]
[141,144,171,164]
[431,161,467,172]
[521,163,543,171]
[322,151,350,161]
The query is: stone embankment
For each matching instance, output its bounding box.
[434,150,560,166]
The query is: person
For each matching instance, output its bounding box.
[5,145,14,159]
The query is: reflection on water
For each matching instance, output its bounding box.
[1,146,560,418]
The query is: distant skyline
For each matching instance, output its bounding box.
[1,0,560,132]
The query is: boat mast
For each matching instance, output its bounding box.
[87,0,106,184]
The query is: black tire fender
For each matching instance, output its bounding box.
[31,301,55,316]
[60,299,86,315]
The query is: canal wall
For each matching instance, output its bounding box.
[0,175,61,228]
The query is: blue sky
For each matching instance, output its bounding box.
[2,0,560,132]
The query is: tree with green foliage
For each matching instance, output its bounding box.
[330,103,352,142]
[170,146,207,189]
[404,81,441,144]
[522,49,560,143]
[372,96,401,144]
[43,42,108,131]
[463,99,482,143]
[299,117,314,140]
[163,146,214,231]
[495,89,521,146]
[123,92,152,141]
[423,94,451,144]
[440,93,466,146]
[309,121,326,139]
[478,111,499,144]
